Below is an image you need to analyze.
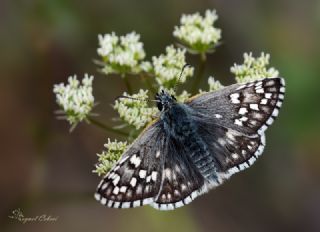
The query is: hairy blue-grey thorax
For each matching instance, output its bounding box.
[155,90,197,139]
[161,103,197,139]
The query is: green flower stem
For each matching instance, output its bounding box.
[140,73,157,95]
[88,117,129,137]
[191,52,207,94]
[123,75,133,95]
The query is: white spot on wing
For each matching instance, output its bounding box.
[232,153,239,159]
[272,108,279,117]
[240,116,248,122]
[130,154,141,168]
[256,88,264,93]
[100,197,107,205]
[120,186,127,193]
[255,81,263,87]
[175,201,184,208]
[143,198,153,205]
[230,93,240,104]
[133,200,141,207]
[139,170,147,179]
[101,183,108,190]
[107,200,113,207]
[260,98,268,105]
[130,177,137,187]
[265,93,272,99]
[121,202,131,208]
[239,107,248,115]
[156,151,160,158]
[266,117,274,125]
[218,138,227,146]
[113,186,120,195]
[151,171,158,181]
[250,104,259,111]
[184,196,192,204]
[94,193,101,201]
[234,119,243,126]
[276,101,282,107]
[236,85,246,90]
[112,175,120,186]
[248,156,256,165]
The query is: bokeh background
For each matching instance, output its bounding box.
[1,0,320,231]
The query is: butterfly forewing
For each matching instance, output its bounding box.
[186,77,285,181]
[196,123,265,179]
[187,77,285,136]
[95,121,165,208]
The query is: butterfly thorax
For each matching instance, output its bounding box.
[156,90,196,139]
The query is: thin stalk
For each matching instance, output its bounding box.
[123,75,133,95]
[88,117,129,137]
[140,73,157,95]
[191,53,207,94]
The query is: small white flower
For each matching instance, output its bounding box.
[208,76,224,91]
[173,10,221,53]
[231,52,279,83]
[114,89,158,130]
[97,32,147,75]
[152,45,194,89]
[140,61,152,73]
[93,139,128,176]
[53,74,94,128]
[176,90,191,102]
[164,88,191,103]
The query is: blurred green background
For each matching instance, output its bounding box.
[1,0,320,231]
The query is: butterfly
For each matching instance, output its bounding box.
[94,77,285,210]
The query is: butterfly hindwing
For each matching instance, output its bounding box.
[151,138,206,210]
[196,122,265,180]
[95,121,166,208]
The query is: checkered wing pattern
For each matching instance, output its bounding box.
[95,121,165,209]
[151,138,206,210]
[95,122,206,210]
[187,77,285,180]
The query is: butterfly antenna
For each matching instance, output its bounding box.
[115,95,159,103]
[174,63,192,93]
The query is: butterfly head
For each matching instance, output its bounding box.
[155,90,177,111]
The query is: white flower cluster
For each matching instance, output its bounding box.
[231,52,279,83]
[93,139,128,176]
[152,45,194,89]
[173,10,221,53]
[53,74,94,127]
[114,89,158,130]
[208,76,224,91]
[97,32,147,75]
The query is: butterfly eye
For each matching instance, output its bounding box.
[171,95,177,101]
[157,102,163,111]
